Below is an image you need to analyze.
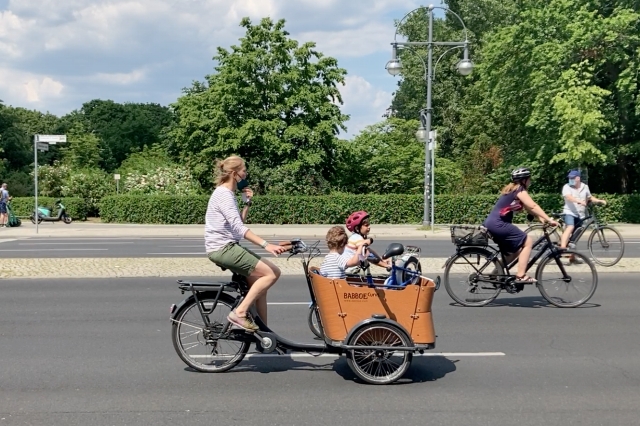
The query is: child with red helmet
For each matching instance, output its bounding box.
[343,211,391,272]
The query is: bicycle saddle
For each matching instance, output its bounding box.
[382,243,404,260]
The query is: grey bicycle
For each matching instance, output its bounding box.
[525,203,625,267]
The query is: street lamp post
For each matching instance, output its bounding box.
[386,4,473,228]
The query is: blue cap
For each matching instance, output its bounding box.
[567,170,581,178]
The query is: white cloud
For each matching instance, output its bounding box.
[0,0,422,130]
[297,22,394,58]
[92,68,147,85]
[340,75,392,136]
[0,68,64,104]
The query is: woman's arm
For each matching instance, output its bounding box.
[517,191,556,223]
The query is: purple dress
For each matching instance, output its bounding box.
[483,188,527,254]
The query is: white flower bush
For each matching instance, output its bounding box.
[123,166,202,196]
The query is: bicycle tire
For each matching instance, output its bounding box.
[307,303,322,338]
[535,249,597,308]
[588,226,625,267]
[171,294,249,372]
[443,247,503,307]
[401,256,422,285]
[346,322,412,385]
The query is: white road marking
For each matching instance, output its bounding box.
[267,302,310,305]
[17,242,134,245]
[147,252,205,255]
[0,248,109,252]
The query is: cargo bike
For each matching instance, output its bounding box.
[307,241,423,338]
[170,239,440,384]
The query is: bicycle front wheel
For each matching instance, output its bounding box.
[443,247,504,307]
[307,303,322,338]
[588,226,625,267]
[535,250,597,308]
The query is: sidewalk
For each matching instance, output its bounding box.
[3,221,640,239]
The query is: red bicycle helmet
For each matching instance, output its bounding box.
[346,211,370,232]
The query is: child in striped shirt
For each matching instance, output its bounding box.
[320,226,367,279]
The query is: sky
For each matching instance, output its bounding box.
[0,0,444,139]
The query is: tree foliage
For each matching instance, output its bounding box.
[165,17,349,191]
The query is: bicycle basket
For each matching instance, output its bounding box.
[450,225,489,246]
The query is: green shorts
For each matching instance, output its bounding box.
[207,242,261,277]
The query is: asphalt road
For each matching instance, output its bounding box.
[1,236,639,258]
[0,274,638,425]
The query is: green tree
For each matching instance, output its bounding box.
[62,123,102,169]
[336,118,419,194]
[455,0,640,193]
[165,17,349,191]
[59,100,173,172]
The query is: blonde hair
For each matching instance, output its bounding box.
[326,226,348,250]
[500,181,528,195]
[215,156,245,186]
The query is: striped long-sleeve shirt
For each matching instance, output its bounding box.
[204,186,249,253]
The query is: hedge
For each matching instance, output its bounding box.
[98,193,640,224]
[9,197,89,220]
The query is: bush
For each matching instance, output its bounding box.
[98,193,640,224]
[9,197,90,220]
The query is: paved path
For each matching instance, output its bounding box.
[0,275,638,425]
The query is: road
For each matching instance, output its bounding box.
[1,236,639,258]
[0,274,638,425]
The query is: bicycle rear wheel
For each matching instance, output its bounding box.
[588,226,625,267]
[535,250,597,308]
[443,247,504,307]
[171,295,249,372]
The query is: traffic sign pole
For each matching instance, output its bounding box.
[34,136,38,234]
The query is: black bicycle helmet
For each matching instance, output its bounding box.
[511,167,531,182]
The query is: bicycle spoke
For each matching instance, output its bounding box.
[536,252,597,307]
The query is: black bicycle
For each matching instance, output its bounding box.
[524,203,624,267]
[443,223,598,307]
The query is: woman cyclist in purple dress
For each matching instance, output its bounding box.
[484,168,559,283]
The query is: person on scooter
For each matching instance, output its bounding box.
[343,211,391,273]
[205,155,286,332]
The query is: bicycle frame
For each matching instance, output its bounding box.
[456,225,568,281]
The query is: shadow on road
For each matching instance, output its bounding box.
[448,296,601,309]
[183,355,458,384]
[334,355,457,385]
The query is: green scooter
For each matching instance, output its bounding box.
[31,199,73,224]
